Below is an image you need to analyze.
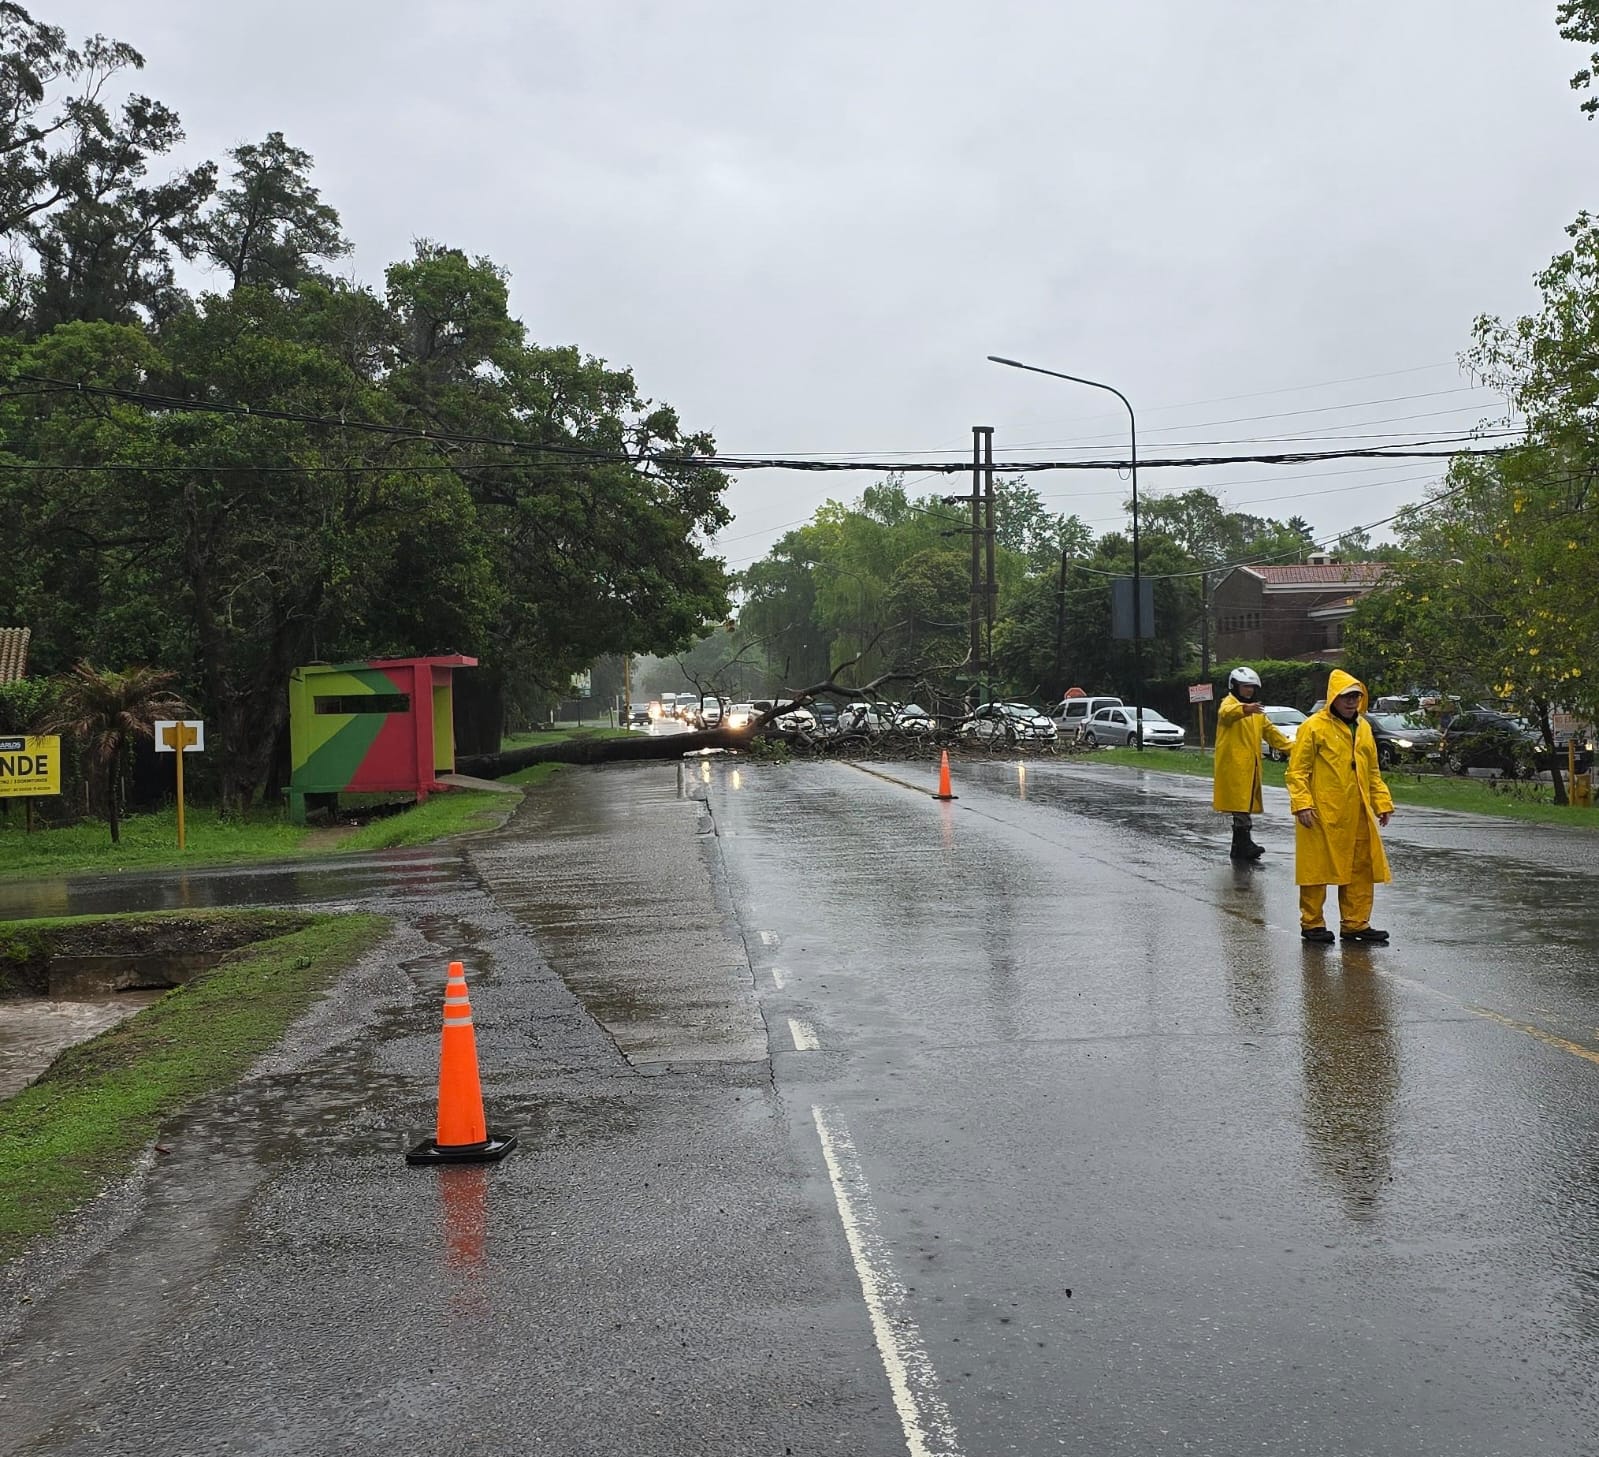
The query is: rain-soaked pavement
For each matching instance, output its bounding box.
[3,754,1599,1455]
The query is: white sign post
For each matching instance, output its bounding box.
[1187,684,1214,748]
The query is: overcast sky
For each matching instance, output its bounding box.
[49,0,1596,567]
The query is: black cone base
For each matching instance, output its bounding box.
[406,1133,518,1165]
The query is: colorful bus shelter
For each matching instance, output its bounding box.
[287,655,477,825]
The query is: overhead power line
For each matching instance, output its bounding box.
[7,373,1519,476]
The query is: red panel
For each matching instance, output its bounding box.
[346,668,428,791]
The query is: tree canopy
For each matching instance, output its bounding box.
[0,4,731,808]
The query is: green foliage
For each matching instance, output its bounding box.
[0,675,52,732]
[0,12,731,806]
[1558,0,1599,118]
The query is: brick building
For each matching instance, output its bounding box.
[1212,559,1389,663]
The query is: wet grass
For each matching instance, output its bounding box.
[331,789,514,850]
[500,725,629,750]
[0,806,305,878]
[1085,747,1599,827]
[0,786,526,880]
[0,909,388,1264]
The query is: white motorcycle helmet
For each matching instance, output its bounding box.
[1228,666,1262,695]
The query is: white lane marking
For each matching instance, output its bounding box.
[759,929,779,947]
[771,967,789,990]
[788,1017,820,1051]
[812,1106,963,1457]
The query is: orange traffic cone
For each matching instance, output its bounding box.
[932,750,957,801]
[407,961,517,1164]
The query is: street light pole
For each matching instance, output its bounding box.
[987,355,1143,750]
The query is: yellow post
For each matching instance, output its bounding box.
[160,721,200,850]
[175,742,186,851]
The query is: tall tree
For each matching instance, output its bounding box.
[38,660,189,842]
[201,132,348,291]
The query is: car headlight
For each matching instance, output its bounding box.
[1394,739,1412,748]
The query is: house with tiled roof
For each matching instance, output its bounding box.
[1212,558,1389,663]
[0,628,29,683]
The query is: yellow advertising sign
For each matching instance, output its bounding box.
[0,735,61,797]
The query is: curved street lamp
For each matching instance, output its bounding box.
[986,355,1144,750]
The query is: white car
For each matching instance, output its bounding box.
[725,702,758,731]
[1079,705,1185,748]
[836,702,890,735]
[959,702,1058,743]
[773,704,817,732]
[894,704,937,734]
[1261,705,1306,761]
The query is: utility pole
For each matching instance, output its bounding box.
[1053,537,1070,694]
[968,426,984,708]
[622,652,632,724]
[981,426,996,706]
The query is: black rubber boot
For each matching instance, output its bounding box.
[1228,826,1254,861]
[1245,835,1266,860]
[1340,927,1390,944]
[1301,927,1336,944]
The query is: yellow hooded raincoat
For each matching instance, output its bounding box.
[1285,669,1394,887]
[1212,694,1293,813]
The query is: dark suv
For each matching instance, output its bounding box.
[1440,710,1543,777]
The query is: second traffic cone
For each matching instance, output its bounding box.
[932,749,957,801]
[406,962,517,1165]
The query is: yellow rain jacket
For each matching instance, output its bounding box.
[1286,669,1394,887]
[1212,693,1294,813]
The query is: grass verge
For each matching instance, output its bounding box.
[332,789,516,851]
[0,909,388,1263]
[1084,747,1599,827]
[0,808,306,878]
[0,782,531,879]
[500,725,630,750]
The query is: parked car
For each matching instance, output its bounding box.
[1440,710,1594,776]
[1080,705,1185,748]
[959,702,1057,743]
[893,703,937,734]
[725,702,759,731]
[1054,694,1123,743]
[1363,711,1443,769]
[1439,710,1541,777]
[836,701,891,735]
[1261,705,1306,762]
[773,703,817,732]
[809,700,840,733]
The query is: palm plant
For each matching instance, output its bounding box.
[39,663,193,844]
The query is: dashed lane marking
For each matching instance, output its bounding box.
[771,967,788,990]
[759,929,779,946]
[812,1106,964,1457]
[788,1016,819,1051]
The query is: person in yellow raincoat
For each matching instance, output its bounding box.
[1286,668,1395,944]
[1213,665,1294,862]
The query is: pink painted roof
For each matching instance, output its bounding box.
[1249,563,1390,586]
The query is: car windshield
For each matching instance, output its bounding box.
[1133,710,1171,725]
[1370,713,1428,731]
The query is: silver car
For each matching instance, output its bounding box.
[1080,705,1185,748]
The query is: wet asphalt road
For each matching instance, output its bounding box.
[4,754,1599,1455]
